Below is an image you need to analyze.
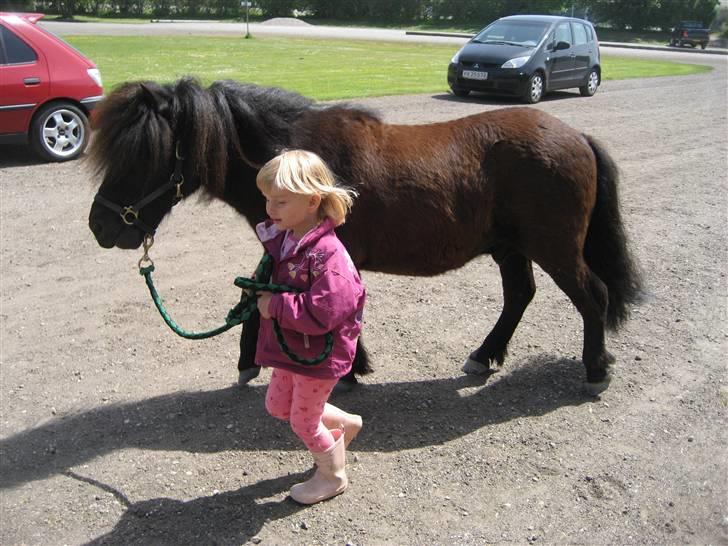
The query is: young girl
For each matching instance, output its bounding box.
[254,149,366,505]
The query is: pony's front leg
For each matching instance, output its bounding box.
[238,313,261,385]
[463,251,536,375]
[334,336,372,393]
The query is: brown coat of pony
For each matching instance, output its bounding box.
[88,78,642,392]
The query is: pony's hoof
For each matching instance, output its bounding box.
[584,373,612,396]
[238,367,260,386]
[462,357,490,375]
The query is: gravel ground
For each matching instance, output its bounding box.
[1,50,726,545]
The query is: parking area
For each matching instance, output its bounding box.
[1,47,727,544]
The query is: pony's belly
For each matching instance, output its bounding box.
[358,244,478,276]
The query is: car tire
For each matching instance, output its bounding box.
[523,72,544,104]
[701,43,707,50]
[450,85,470,97]
[579,69,600,97]
[30,102,90,162]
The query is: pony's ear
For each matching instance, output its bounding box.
[138,82,169,114]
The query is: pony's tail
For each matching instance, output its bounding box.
[583,135,644,331]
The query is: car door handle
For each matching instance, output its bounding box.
[24,77,41,85]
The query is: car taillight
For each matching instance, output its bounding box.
[682,30,688,38]
[87,68,103,88]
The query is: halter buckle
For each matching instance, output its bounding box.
[121,206,139,225]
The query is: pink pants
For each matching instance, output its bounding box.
[265,368,338,452]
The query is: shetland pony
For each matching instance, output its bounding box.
[88,78,642,392]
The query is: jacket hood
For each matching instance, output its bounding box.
[256,217,337,259]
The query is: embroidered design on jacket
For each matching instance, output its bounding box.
[287,261,307,281]
[306,249,326,278]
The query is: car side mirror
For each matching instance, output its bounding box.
[554,41,571,51]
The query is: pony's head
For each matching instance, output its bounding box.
[88,78,229,249]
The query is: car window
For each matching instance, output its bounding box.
[473,20,550,47]
[554,22,572,45]
[0,25,37,65]
[572,23,588,45]
[584,24,594,41]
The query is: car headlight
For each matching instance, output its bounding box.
[87,68,103,87]
[450,50,461,64]
[501,56,531,69]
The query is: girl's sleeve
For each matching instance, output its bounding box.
[268,264,362,336]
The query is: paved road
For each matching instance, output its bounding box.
[41,19,470,44]
[40,19,728,57]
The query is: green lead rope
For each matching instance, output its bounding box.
[139,253,333,366]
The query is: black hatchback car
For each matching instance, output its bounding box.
[447,15,601,103]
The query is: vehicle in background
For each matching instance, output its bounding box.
[447,15,601,104]
[670,21,710,49]
[0,12,103,161]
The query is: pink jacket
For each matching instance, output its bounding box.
[254,218,366,379]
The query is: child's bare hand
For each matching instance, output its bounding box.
[256,291,273,319]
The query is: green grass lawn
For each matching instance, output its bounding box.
[66,35,711,100]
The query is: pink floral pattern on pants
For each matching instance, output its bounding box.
[265,368,338,452]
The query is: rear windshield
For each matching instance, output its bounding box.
[680,21,703,28]
[473,20,551,47]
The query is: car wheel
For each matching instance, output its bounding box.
[30,102,90,162]
[523,72,544,104]
[579,69,600,97]
[701,43,707,50]
[450,85,470,97]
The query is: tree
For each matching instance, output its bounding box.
[0,0,33,9]
[257,0,301,17]
[589,0,719,31]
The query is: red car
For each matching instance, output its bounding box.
[0,12,103,161]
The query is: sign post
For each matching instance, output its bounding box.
[242,1,251,38]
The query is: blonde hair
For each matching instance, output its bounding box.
[256,150,357,226]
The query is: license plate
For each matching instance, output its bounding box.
[462,70,488,80]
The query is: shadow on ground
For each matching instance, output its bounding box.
[0,354,593,492]
[432,90,582,105]
[0,144,47,167]
[76,470,307,545]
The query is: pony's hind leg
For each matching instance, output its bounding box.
[463,250,536,375]
[544,259,614,394]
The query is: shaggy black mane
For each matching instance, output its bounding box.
[90,77,381,199]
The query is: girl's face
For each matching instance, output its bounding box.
[260,186,321,237]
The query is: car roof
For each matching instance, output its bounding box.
[498,14,593,25]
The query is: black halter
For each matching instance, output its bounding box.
[94,143,185,235]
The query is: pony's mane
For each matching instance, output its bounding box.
[89,78,229,194]
[89,78,381,196]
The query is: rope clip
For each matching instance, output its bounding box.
[138,233,155,271]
